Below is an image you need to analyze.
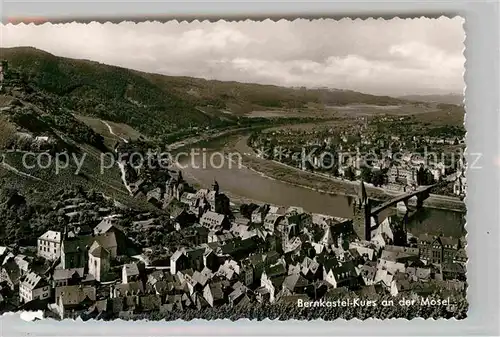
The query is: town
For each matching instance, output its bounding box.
[0,165,467,320]
[248,115,466,199]
[0,18,468,321]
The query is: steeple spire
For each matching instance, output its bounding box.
[212,178,219,195]
[358,180,368,207]
[321,226,334,245]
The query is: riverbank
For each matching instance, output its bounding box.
[167,117,330,152]
[168,121,465,213]
[228,135,465,213]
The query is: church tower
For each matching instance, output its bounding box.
[353,180,373,241]
[212,179,219,196]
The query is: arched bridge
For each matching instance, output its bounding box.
[371,184,437,215]
[355,182,438,241]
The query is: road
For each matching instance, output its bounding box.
[102,121,129,144]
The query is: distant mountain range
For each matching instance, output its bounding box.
[0,47,417,136]
[398,94,464,106]
[0,46,465,206]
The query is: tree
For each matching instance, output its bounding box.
[360,167,373,183]
[0,116,16,150]
[240,203,259,219]
[331,164,340,177]
[371,170,386,187]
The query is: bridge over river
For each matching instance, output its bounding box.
[177,135,465,238]
[356,181,440,240]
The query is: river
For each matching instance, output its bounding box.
[177,136,466,238]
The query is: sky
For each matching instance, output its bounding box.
[0,18,465,96]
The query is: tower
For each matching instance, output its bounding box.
[212,179,219,196]
[353,181,373,241]
[364,199,372,241]
[358,180,368,209]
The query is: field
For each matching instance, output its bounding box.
[75,115,145,148]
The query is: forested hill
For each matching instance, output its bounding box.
[0,47,210,137]
[2,47,411,136]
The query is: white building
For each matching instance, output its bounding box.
[19,271,50,303]
[122,263,140,284]
[37,231,62,261]
[88,241,110,282]
[200,211,226,231]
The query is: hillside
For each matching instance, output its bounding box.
[399,94,464,106]
[1,47,412,136]
[0,47,213,137]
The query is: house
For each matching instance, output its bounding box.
[37,230,62,261]
[122,263,140,284]
[0,258,21,290]
[60,232,117,269]
[440,237,461,264]
[146,187,163,207]
[349,241,376,261]
[163,294,184,312]
[258,262,287,303]
[180,226,209,246]
[228,281,249,307]
[268,205,287,216]
[208,231,235,244]
[384,245,419,256]
[282,273,309,293]
[453,171,466,197]
[171,207,197,229]
[217,260,240,281]
[190,268,212,291]
[380,249,418,264]
[13,255,30,275]
[88,241,111,282]
[418,234,460,265]
[359,262,377,286]
[390,277,413,297]
[406,266,431,282]
[259,272,277,303]
[55,285,96,319]
[377,258,406,275]
[112,281,144,298]
[185,247,206,272]
[179,192,198,210]
[323,261,357,289]
[300,257,321,280]
[239,260,254,286]
[200,211,230,231]
[374,268,394,290]
[203,282,225,307]
[19,271,50,303]
[441,262,466,281]
[170,248,189,274]
[217,237,259,261]
[417,233,439,264]
[251,205,270,224]
[93,218,128,255]
[50,268,85,288]
[263,213,283,233]
[453,248,467,264]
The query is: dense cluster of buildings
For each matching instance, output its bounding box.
[250,121,467,197]
[0,172,466,319]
